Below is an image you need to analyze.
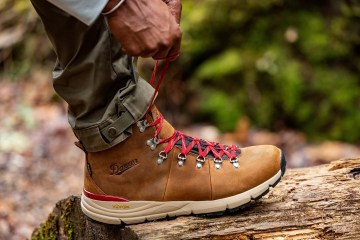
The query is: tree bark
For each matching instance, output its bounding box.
[32,158,360,240]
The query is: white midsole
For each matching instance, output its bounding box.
[81,170,282,224]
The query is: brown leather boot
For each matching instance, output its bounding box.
[80,106,286,224]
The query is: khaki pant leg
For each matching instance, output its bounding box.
[30,0,154,152]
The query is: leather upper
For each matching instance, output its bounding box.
[83,107,281,201]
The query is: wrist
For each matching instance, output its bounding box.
[103,0,119,12]
[102,0,125,16]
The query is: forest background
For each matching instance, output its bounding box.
[0,0,359,239]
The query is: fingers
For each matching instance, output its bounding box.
[168,26,182,58]
[123,37,173,58]
[153,27,182,59]
[152,48,172,60]
[162,0,182,24]
[107,0,182,59]
[122,24,181,59]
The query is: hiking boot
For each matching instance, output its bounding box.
[79,106,286,225]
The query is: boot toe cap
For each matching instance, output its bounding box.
[239,145,283,182]
[210,145,284,199]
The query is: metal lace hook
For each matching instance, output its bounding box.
[157,151,168,165]
[196,155,206,169]
[177,153,187,167]
[146,137,160,150]
[137,119,149,133]
[213,158,223,170]
[230,157,240,169]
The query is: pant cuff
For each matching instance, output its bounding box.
[73,78,155,152]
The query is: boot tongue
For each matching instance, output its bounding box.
[149,105,160,121]
[148,106,239,159]
[148,105,175,139]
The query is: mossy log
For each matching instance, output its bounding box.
[32,158,360,240]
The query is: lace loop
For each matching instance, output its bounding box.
[148,111,239,162]
[144,53,241,167]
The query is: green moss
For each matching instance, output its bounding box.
[60,198,76,240]
[32,197,86,240]
[31,213,58,240]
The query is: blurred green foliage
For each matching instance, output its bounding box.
[0,0,31,13]
[0,0,359,143]
[180,0,360,143]
[0,0,53,79]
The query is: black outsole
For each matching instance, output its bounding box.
[280,150,287,177]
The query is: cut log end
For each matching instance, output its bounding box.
[32,158,360,240]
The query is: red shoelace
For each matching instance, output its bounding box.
[142,54,240,167]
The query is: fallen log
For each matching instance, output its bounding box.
[31,158,360,240]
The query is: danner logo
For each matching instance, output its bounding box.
[110,159,139,175]
[113,204,130,209]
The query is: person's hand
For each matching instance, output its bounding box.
[161,0,182,57]
[162,0,182,24]
[104,0,182,59]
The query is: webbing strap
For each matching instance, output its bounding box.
[100,111,135,142]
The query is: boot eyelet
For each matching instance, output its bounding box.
[147,137,159,150]
[196,155,206,169]
[213,158,223,170]
[177,153,186,167]
[230,157,240,169]
[157,151,168,165]
[137,120,149,132]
